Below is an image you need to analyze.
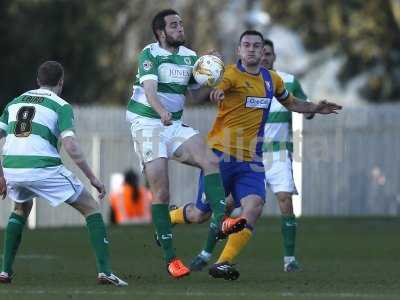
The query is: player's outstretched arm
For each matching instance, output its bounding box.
[280,96,342,115]
[62,135,106,199]
[0,129,6,199]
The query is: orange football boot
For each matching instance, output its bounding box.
[167,258,190,278]
[221,217,247,236]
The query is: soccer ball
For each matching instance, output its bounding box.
[192,55,225,87]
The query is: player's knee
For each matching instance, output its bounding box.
[241,197,264,225]
[85,201,100,217]
[252,202,264,217]
[71,190,100,217]
[191,210,210,224]
[276,193,293,215]
[13,201,33,219]
[201,152,220,172]
[152,188,169,203]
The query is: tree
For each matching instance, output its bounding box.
[262,0,400,102]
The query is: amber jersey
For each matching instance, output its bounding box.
[207,61,292,161]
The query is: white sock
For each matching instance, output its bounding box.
[200,250,212,261]
[284,256,295,265]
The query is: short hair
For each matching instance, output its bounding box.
[239,30,264,44]
[152,9,179,41]
[37,61,64,86]
[264,38,275,53]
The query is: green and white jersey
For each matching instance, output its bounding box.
[0,88,74,181]
[126,42,199,122]
[263,71,308,153]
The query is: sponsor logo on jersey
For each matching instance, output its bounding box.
[184,57,192,65]
[143,60,153,71]
[158,64,192,84]
[245,97,271,109]
[169,68,191,78]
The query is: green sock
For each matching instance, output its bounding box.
[152,204,176,263]
[281,215,297,257]
[204,173,226,230]
[86,213,111,275]
[203,226,218,254]
[2,213,26,274]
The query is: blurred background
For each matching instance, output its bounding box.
[1,0,400,227]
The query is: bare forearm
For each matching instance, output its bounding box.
[143,81,166,115]
[146,91,165,114]
[0,130,5,178]
[281,96,342,115]
[283,96,318,113]
[63,137,96,181]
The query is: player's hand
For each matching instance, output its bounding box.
[90,177,106,200]
[159,110,172,126]
[314,100,342,114]
[0,176,7,200]
[210,88,224,103]
[204,49,223,61]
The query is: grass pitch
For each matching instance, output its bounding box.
[0,217,399,300]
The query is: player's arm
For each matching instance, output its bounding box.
[57,104,105,199]
[209,66,234,103]
[61,133,105,200]
[0,107,8,199]
[292,77,315,119]
[0,129,6,199]
[143,80,172,126]
[274,73,342,114]
[279,95,342,115]
[138,48,172,125]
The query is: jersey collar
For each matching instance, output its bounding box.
[156,42,181,55]
[236,60,263,76]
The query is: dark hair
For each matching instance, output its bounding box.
[124,169,140,202]
[37,61,64,86]
[264,38,275,53]
[239,30,264,44]
[152,9,179,41]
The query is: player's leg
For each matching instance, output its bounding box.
[130,121,189,277]
[145,158,174,261]
[1,199,32,283]
[172,133,228,232]
[216,194,263,264]
[24,168,125,285]
[267,150,300,271]
[171,203,211,225]
[190,194,235,272]
[67,187,128,286]
[186,172,217,271]
[170,173,212,225]
[210,163,265,280]
[276,191,300,272]
[209,194,264,280]
[145,158,190,277]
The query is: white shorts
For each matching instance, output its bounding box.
[263,150,298,194]
[6,167,84,207]
[129,116,199,164]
